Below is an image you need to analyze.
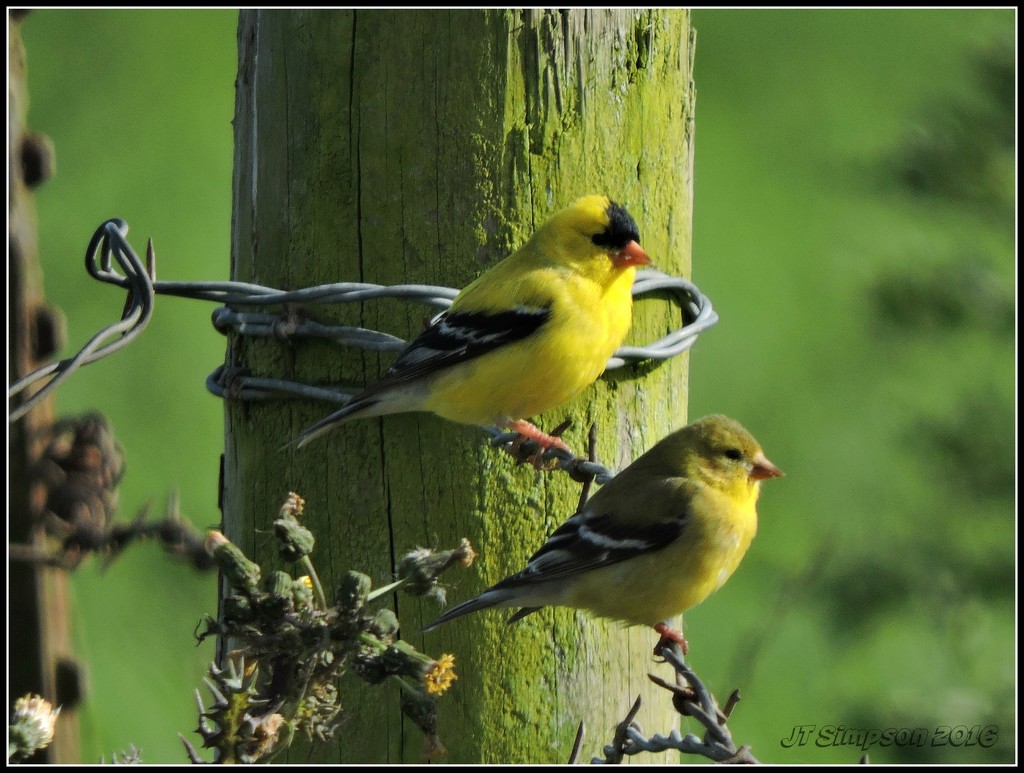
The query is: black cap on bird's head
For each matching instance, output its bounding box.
[592,199,651,268]
[552,195,653,269]
[592,201,640,249]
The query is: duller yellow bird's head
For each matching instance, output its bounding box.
[538,194,653,275]
[641,414,784,498]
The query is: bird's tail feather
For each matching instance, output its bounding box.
[292,397,382,449]
[506,606,542,624]
[422,588,518,632]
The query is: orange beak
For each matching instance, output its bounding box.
[614,240,652,268]
[750,451,784,480]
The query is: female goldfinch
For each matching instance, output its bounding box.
[424,415,783,653]
[295,195,651,451]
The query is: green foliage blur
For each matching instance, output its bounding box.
[14,8,1014,764]
[685,8,1015,765]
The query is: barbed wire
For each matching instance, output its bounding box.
[8,220,154,423]
[8,218,719,475]
[585,642,759,764]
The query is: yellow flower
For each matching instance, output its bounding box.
[423,653,457,696]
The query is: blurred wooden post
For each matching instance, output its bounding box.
[8,10,80,764]
[225,9,694,763]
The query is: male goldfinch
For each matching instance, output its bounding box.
[424,415,783,653]
[295,195,651,451]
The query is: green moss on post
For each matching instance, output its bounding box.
[225,9,694,763]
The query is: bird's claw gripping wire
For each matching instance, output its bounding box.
[505,418,573,470]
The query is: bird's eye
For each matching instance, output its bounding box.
[723,448,743,461]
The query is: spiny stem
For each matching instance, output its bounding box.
[367,577,407,601]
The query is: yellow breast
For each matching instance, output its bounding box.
[425,265,636,425]
[566,486,759,626]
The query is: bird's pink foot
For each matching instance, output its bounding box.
[653,621,688,657]
[505,419,572,469]
[506,419,572,453]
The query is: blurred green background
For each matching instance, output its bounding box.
[15,8,1014,764]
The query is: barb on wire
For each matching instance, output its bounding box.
[568,721,587,764]
[591,694,645,764]
[590,642,759,764]
[9,220,718,432]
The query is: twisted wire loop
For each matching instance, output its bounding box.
[203,269,716,408]
[8,220,156,423]
[9,220,720,473]
[204,270,716,375]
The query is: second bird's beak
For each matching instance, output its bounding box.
[614,240,652,268]
[750,452,784,480]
